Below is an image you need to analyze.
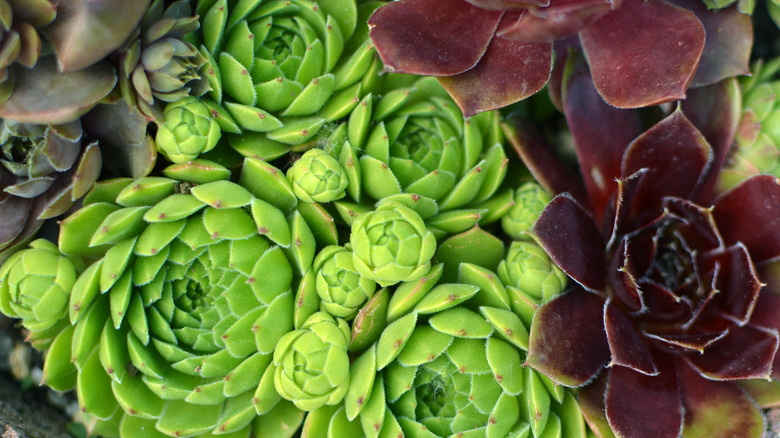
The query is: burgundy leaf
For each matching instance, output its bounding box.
[605,359,683,438]
[526,288,609,386]
[645,331,727,354]
[501,115,589,202]
[621,110,712,219]
[678,361,765,438]
[562,53,641,222]
[698,244,762,325]
[464,0,549,10]
[747,292,780,380]
[532,194,606,291]
[663,197,722,254]
[665,0,753,87]
[637,280,692,326]
[579,0,705,108]
[681,78,741,202]
[577,373,614,437]
[607,239,643,312]
[603,170,646,253]
[437,35,552,117]
[604,300,657,375]
[368,0,502,76]
[712,175,780,264]
[684,324,779,380]
[498,0,612,42]
[0,195,31,249]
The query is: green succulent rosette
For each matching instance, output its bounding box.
[38,158,321,437]
[0,239,83,347]
[326,75,511,239]
[190,0,382,160]
[118,0,209,120]
[719,58,780,191]
[272,311,351,411]
[350,201,436,287]
[501,182,551,241]
[155,97,222,163]
[497,241,567,304]
[312,245,376,319]
[287,148,348,203]
[306,258,585,438]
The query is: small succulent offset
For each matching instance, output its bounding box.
[0,119,101,262]
[501,182,551,240]
[287,148,348,203]
[510,59,780,438]
[312,245,376,319]
[155,97,222,163]
[118,0,208,120]
[368,0,753,116]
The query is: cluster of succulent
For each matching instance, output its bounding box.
[0,0,779,438]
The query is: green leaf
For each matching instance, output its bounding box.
[481,306,529,350]
[429,307,493,338]
[156,399,223,436]
[361,374,386,438]
[360,155,402,200]
[134,220,186,257]
[472,144,508,204]
[251,197,292,247]
[396,326,452,366]
[557,392,586,438]
[254,77,302,113]
[119,415,169,437]
[375,312,417,371]
[112,375,165,420]
[350,288,389,353]
[252,399,305,438]
[42,325,77,391]
[438,162,487,211]
[320,83,362,121]
[190,181,253,209]
[339,141,361,203]
[220,52,256,106]
[203,207,256,239]
[83,179,133,206]
[297,202,338,248]
[162,159,232,184]
[426,209,484,234]
[447,338,491,373]
[487,394,520,438]
[282,211,316,275]
[239,158,298,212]
[89,207,149,247]
[224,352,272,397]
[283,74,336,116]
[72,296,109,369]
[486,337,523,395]
[413,283,479,315]
[115,178,177,207]
[254,362,281,415]
[77,348,119,420]
[458,263,511,310]
[225,101,283,132]
[333,39,375,91]
[143,194,207,223]
[373,88,415,122]
[348,93,372,148]
[294,269,319,329]
[69,261,102,324]
[345,345,376,420]
[59,203,119,257]
[109,271,133,329]
[387,264,443,322]
[524,367,551,437]
[99,322,129,383]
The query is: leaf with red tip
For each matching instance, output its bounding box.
[604,300,657,375]
[684,324,779,381]
[526,287,609,387]
[501,115,588,202]
[678,361,765,438]
[699,244,762,325]
[532,194,606,291]
[437,36,552,117]
[605,361,683,438]
[464,0,549,10]
[712,175,780,264]
[368,0,502,75]
[681,78,741,202]
[562,52,641,222]
[665,0,752,87]
[0,56,116,125]
[43,0,151,72]
[498,0,612,42]
[621,110,711,218]
[579,0,705,108]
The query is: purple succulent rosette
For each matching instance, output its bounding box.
[367,0,753,116]
[506,56,780,438]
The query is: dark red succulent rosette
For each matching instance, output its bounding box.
[508,59,780,438]
[368,0,752,117]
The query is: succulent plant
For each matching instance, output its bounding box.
[0,0,57,103]
[273,312,351,411]
[497,241,567,303]
[155,97,222,163]
[501,182,551,240]
[718,58,780,191]
[368,0,753,116]
[0,118,100,262]
[190,0,381,160]
[350,201,437,287]
[312,245,376,319]
[0,239,83,346]
[118,0,208,121]
[508,60,780,438]
[30,158,313,437]
[287,148,348,203]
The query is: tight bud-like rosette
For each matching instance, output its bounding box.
[0,239,82,346]
[497,241,567,303]
[0,119,101,262]
[350,202,436,287]
[313,245,376,319]
[287,148,348,203]
[501,182,551,240]
[325,262,586,438]
[327,75,510,238]
[190,0,381,160]
[36,159,307,437]
[272,312,351,411]
[155,97,222,163]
